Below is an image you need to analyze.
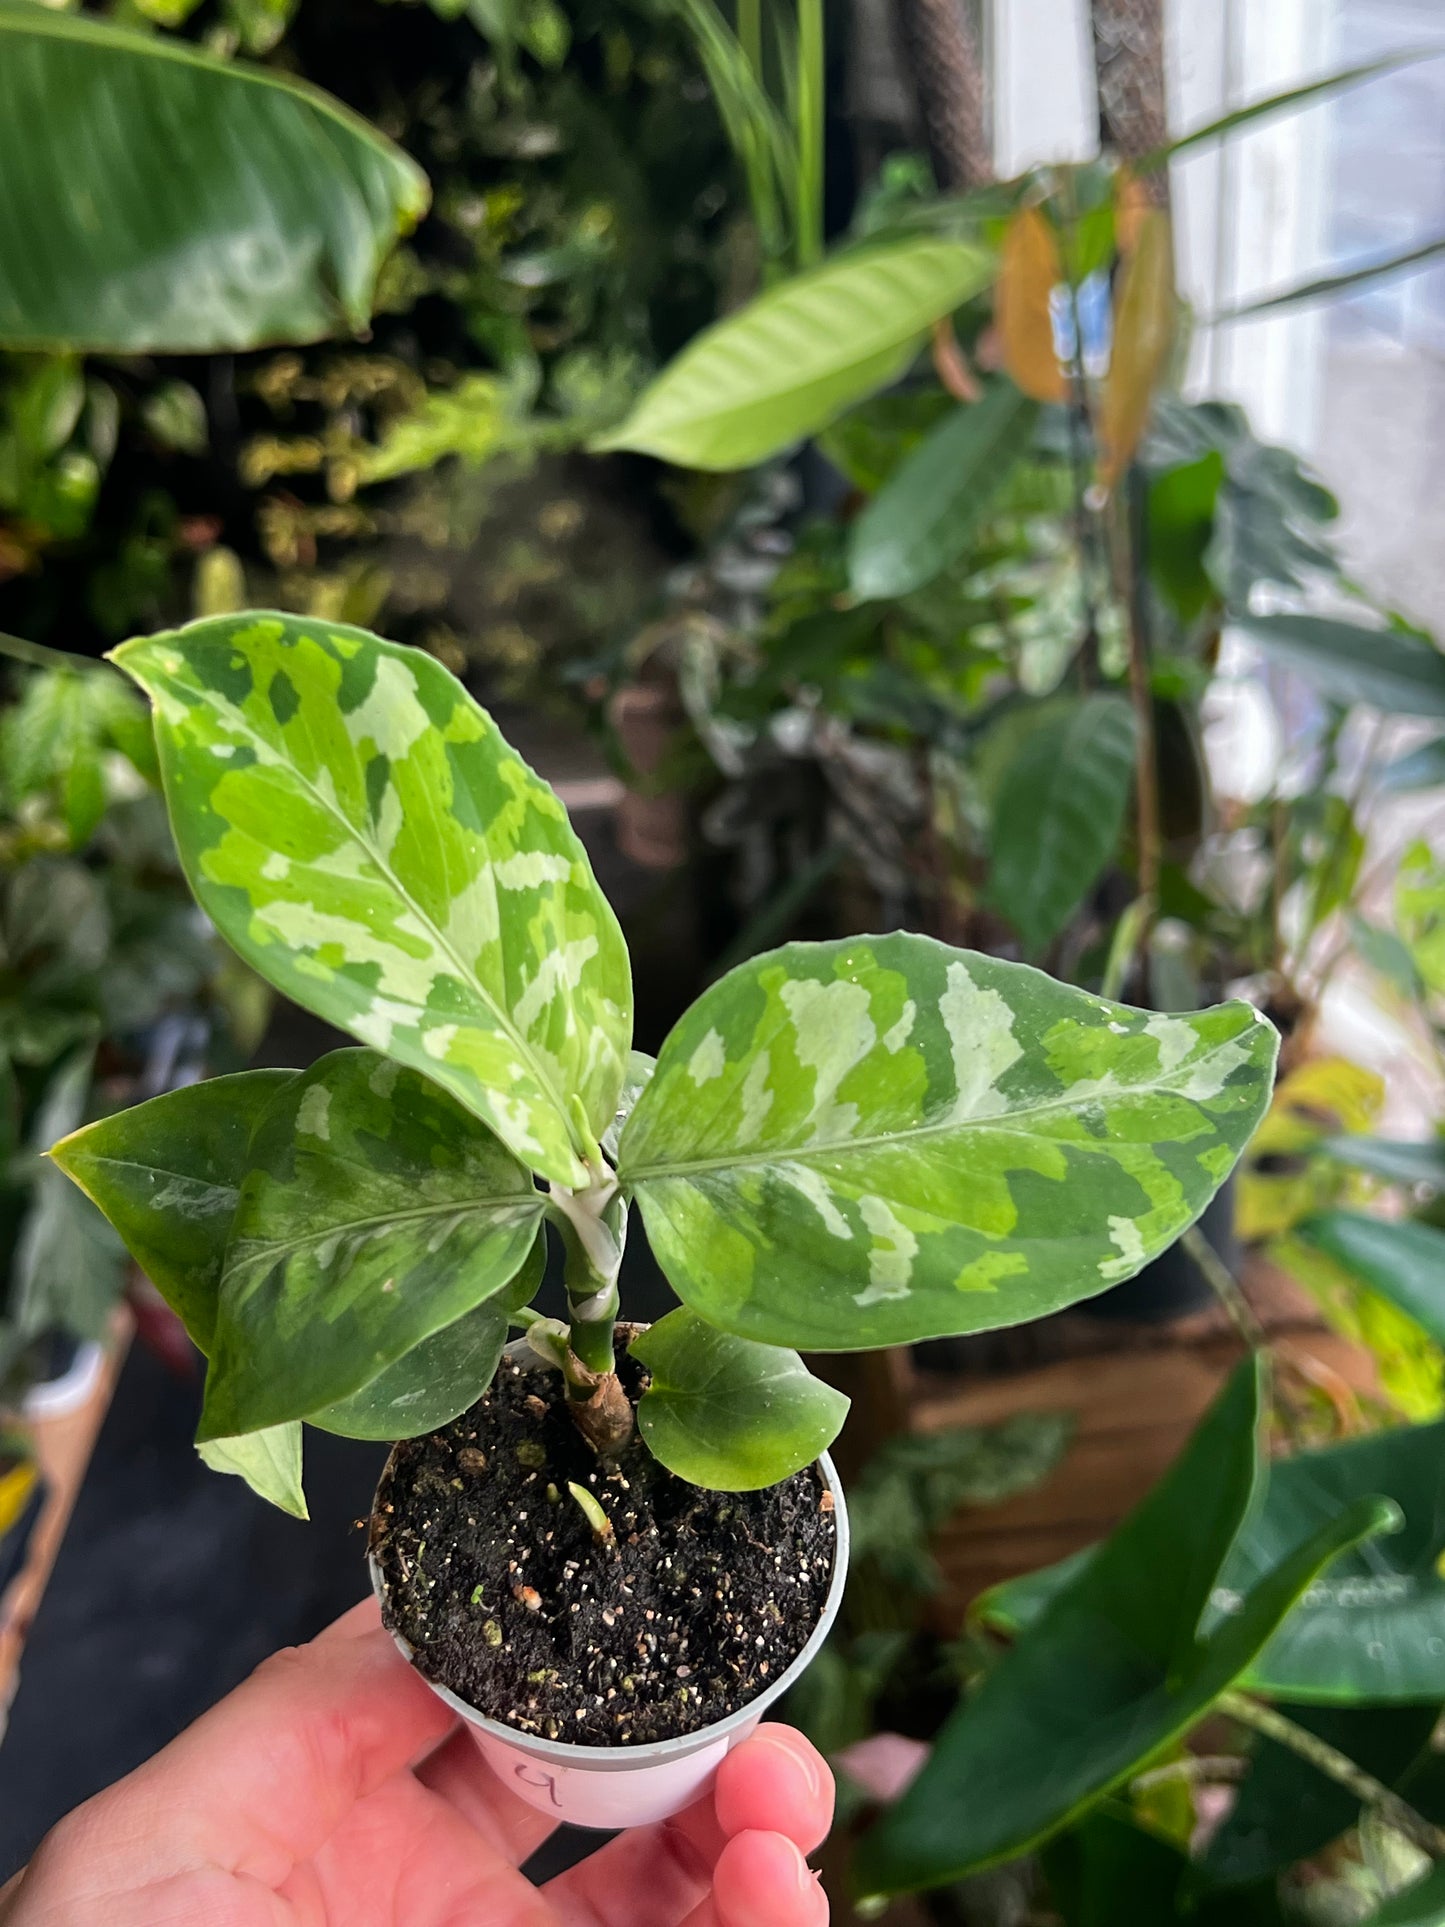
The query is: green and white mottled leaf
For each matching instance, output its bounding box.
[49,1069,295,1350]
[617,936,1277,1350]
[198,1423,307,1520]
[846,380,1038,601]
[200,1048,543,1439]
[113,614,633,1186]
[593,237,995,471]
[853,1359,1395,1896]
[0,1,428,354]
[1297,1213,1445,1345]
[983,695,1139,955]
[313,1227,545,1440]
[632,1308,849,1490]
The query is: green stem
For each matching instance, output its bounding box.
[545,1178,624,1381]
[738,0,762,81]
[0,630,95,673]
[1220,1691,1445,1860]
[793,0,824,268]
[1182,1225,1266,1350]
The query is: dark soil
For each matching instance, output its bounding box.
[371,1346,837,1747]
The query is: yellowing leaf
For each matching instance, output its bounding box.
[996,207,1067,404]
[1098,208,1175,488]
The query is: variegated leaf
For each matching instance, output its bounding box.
[48,1068,295,1351]
[617,936,1277,1349]
[200,1048,543,1439]
[112,614,633,1186]
[312,1227,546,1440]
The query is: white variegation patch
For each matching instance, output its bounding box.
[344,655,433,760]
[940,961,1022,1118]
[1099,1213,1147,1281]
[779,977,875,1143]
[778,1160,852,1240]
[688,1030,726,1086]
[494,852,573,889]
[295,1084,332,1140]
[854,1195,917,1305]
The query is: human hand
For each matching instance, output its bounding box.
[1,1598,832,1926]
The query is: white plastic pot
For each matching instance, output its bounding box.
[370,1386,849,1830]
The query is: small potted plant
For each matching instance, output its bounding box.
[51,612,1277,1827]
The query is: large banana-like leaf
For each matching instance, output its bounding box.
[49,1069,295,1350]
[593,236,994,471]
[617,936,1278,1350]
[853,1360,1394,1897]
[846,380,1038,601]
[0,2,428,354]
[200,1049,543,1439]
[114,615,633,1187]
[983,694,1138,955]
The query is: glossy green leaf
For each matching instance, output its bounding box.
[631,1307,848,1490]
[853,1361,1396,1896]
[983,1414,1445,1706]
[200,1048,544,1439]
[1234,614,1445,718]
[1321,1138,1445,1192]
[114,614,633,1186]
[0,1,428,354]
[593,236,994,470]
[618,936,1277,1350]
[983,695,1138,954]
[846,381,1038,601]
[1044,1811,1286,1927]
[1297,1214,1445,1345]
[49,1069,295,1351]
[1200,1704,1438,1890]
[198,1423,306,1520]
[1209,235,1445,325]
[1212,1416,1445,1703]
[313,1228,546,1440]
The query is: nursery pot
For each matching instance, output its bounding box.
[370,1346,849,1831]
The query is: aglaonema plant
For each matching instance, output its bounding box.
[50,611,1279,1519]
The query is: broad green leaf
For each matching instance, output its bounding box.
[853,1360,1396,1896]
[1212,1416,1445,1704]
[631,1308,849,1490]
[617,936,1277,1350]
[49,1069,295,1351]
[1045,1811,1285,1927]
[113,614,633,1186]
[312,1227,546,1440]
[200,1049,543,1439]
[846,380,1038,601]
[1380,738,1445,793]
[1297,1214,1445,1346]
[0,2,428,353]
[198,1423,306,1520]
[593,236,995,470]
[1321,1138,1445,1192]
[983,694,1138,954]
[982,1415,1445,1705]
[1234,614,1445,718]
[1199,1704,1438,1890]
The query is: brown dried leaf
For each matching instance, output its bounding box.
[997,206,1068,403]
[1098,207,1175,488]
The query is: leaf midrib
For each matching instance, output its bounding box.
[622,1046,1251,1184]
[225,1193,542,1282]
[159,652,581,1158]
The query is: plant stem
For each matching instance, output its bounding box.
[1182,1225,1265,1350]
[544,1175,633,1453]
[1220,1691,1445,1861]
[0,630,94,672]
[794,0,825,267]
[738,0,762,81]
[1108,485,1161,982]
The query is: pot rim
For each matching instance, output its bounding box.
[369,1349,849,1770]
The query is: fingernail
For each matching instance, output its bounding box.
[768,1729,824,1803]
